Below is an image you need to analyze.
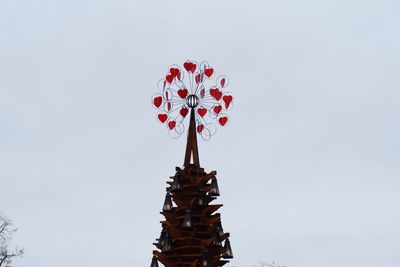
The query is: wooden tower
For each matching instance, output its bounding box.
[150,108,233,267]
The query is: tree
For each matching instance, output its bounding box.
[0,213,23,267]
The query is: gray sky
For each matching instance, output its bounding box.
[1,0,399,267]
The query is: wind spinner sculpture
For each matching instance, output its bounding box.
[150,60,234,267]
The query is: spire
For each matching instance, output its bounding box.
[184,108,200,167]
[150,61,234,267]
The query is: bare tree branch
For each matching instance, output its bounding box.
[0,213,24,267]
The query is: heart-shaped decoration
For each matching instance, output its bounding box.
[195,73,201,84]
[183,62,191,72]
[170,67,180,78]
[190,63,197,72]
[220,78,226,87]
[166,74,174,84]
[213,105,222,115]
[200,88,205,99]
[223,95,233,109]
[183,61,197,73]
[168,120,176,129]
[180,107,189,117]
[177,88,188,99]
[165,101,172,112]
[164,90,170,100]
[214,89,222,101]
[158,113,168,123]
[204,68,214,78]
[197,124,204,133]
[153,96,163,108]
[197,107,207,117]
[218,116,228,126]
[209,88,215,97]
[210,88,222,100]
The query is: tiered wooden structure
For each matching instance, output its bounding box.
[151,108,233,267]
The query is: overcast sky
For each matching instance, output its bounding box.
[1,1,399,267]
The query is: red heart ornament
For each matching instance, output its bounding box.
[158,113,168,123]
[223,95,233,109]
[195,74,201,84]
[170,68,180,78]
[197,107,207,117]
[218,116,228,126]
[164,91,169,100]
[183,62,192,72]
[153,96,163,108]
[214,89,222,101]
[177,88,188,99]
[180,107,189,117]
[200,88,205,99]
[220,78,226,87]
[209,88,217,97]
[213,105,222,115]
[204,68,214,78]
[166,74,174,84]
[168,120,176,129]
[190,63,197,73]
[165,101,172,112]
[184,62,197,73]
[197,124,204,133]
